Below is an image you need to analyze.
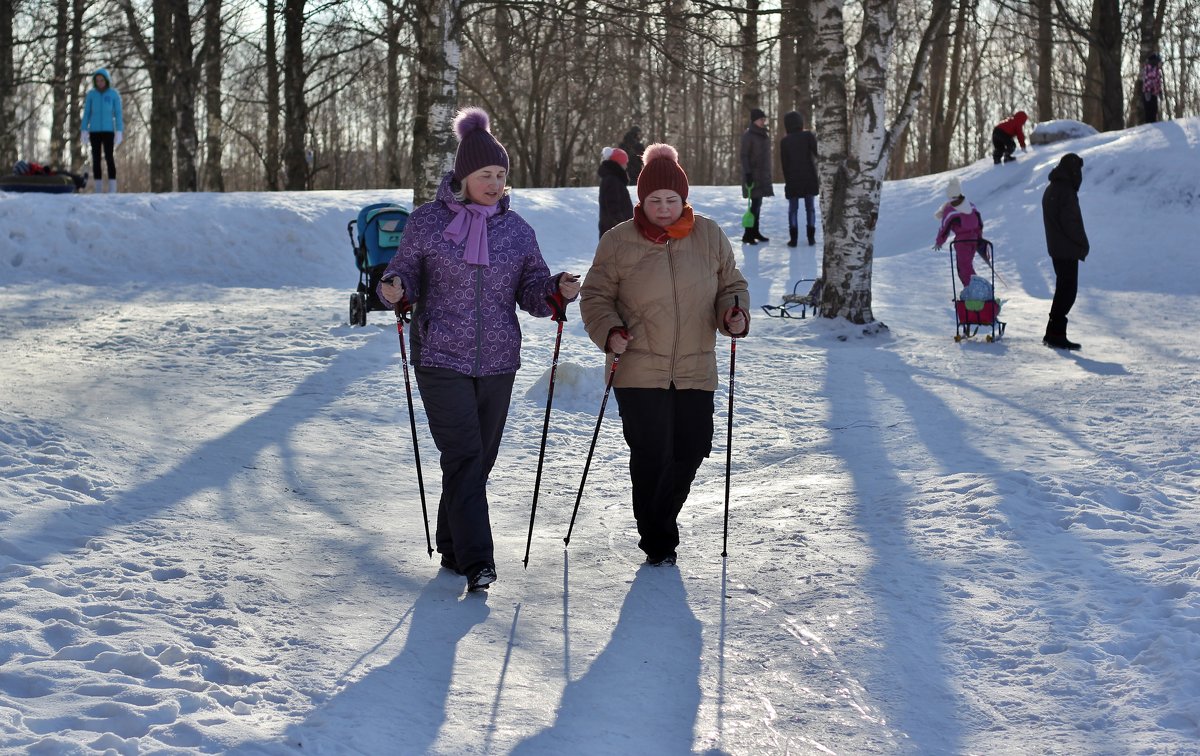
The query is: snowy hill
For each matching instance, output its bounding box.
[1,118,1198,754]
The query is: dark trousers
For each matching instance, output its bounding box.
[1048,257,1079,331]
[991,127,1016,164]
[414,366,515,573]
[614,386,714,559]
[1144,95,1159,124]
[89,131,116,179]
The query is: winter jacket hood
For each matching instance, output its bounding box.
[1042,153,1089,262]
[1048,152,1084,192]
[377,171,560,376]
[92,68,112,87]
[579,214,749,391]
[783,111,804,133]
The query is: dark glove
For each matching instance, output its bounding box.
[744,173,753,187]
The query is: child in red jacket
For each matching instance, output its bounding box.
[992,111,1028,164]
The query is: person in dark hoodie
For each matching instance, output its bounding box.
[597,147,634,238]
[619,126,645,184]
[1041,153,1089,350]
[739,108,774,244]
[779,111,819,247]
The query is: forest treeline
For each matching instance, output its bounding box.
[1,0,1193,195]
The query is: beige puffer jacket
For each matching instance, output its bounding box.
[579,214,749,390]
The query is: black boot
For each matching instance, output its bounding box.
[753,222,769,243]
[806,225,816,246]
[1043,318,1080,350]
[742,228,758,244]
[787,225,798,247]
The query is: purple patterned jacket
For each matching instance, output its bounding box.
[378,173,559,376]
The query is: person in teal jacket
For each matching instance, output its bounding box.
[80,68,124,193]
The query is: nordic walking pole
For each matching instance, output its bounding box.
[722,296,739,558]
[392,293,432,558]
[563,354,620,547]
[522,293,569,569]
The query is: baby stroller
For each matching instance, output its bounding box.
[347,203,409,326]
[950,238,1005,342]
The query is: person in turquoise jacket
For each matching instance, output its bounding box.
[80,68,124,193]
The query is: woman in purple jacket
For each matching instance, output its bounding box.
[378,107,580,592]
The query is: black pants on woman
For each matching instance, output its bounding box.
[414,366,514,575]
[89,131,116,179]
[614,385,714,561]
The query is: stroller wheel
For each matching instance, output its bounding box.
[349,292,365,326]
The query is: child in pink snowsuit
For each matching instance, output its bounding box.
[934,177,988,286]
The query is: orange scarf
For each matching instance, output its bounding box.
[634,204,695,243]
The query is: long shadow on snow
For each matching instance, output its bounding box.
[281,574,489,754]
[822,343,964,755]
[4,338,416,596]
[512,564,702,755]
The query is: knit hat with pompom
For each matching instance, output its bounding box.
[452,107,510,181]
[636,143,689,202]
[602,146,629,168]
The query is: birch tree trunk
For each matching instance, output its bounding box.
[663,0,688,142]
[203,0,224,191]
[739,0,761,118]
[385,0,403,187]
[69,0,85,170]
[811,0,949,326]
[411,0,462,206]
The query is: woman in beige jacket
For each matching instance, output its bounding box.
[579,143,750,566]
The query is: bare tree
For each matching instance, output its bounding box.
[203,0,225,190]
[0,0,14,168]
[172,0,199,190]
[411,0,461,204]
[811,0,951,325]
[50,0,71,166]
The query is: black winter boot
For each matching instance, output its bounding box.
[752,223,769,243]
[787,225,798,247]
[742,228,758,244]
[806,225,816,246]
[1043,318,1081,350]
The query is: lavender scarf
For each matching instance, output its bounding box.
[443,200,501,266]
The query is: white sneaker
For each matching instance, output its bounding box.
[108,179,118,193]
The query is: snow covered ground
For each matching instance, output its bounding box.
[1,119,1198,755]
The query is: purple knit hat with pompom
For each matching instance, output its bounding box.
[452,107,510,181]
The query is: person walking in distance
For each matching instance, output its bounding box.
[597,147,633,238]
[1141,53,1165,124]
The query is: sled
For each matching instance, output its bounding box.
[950,238,1006,342]
[761,277,822,319]
[347,203,409,326]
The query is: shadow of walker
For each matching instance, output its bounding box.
[512,565,703,755]
[282,575,490,753]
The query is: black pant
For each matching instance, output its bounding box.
[613,386,714,559]
[1049,257,1079,331]
[89,131,116,179]
[414,366,515,574]
[991,127,1016,164]
[1144,95,1159,124]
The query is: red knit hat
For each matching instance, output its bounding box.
[452,107,510,181]
[602,146,629,168]
[636,143,688,202]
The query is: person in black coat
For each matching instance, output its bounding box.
[619,126,645,184]
[597,147,634,238]
[779,111,819,247]
[739,107,774,244]
[1041,153,1089,350]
